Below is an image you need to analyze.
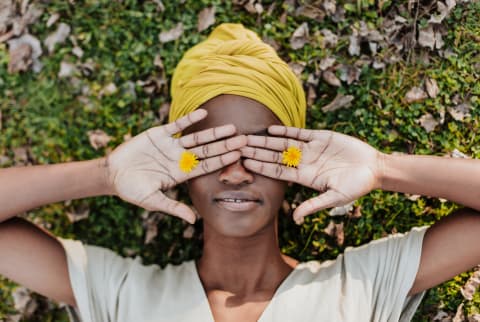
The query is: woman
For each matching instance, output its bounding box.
[0,24,479,322]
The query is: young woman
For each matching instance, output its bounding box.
[0,24,479,322]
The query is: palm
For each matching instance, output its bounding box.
[242,126,382,223]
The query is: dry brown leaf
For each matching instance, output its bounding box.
[46,13,60,27]
[66,202,89,223]
[350,205,362,218]
[12,287,37,318]
[450,148,470,159]
[87,129,111,150]
[323,0,336,15]
[418,113,439,133]
[183,225,195,239]
[12,146,29,165]
[448,103,471,121]
[158,102,170,123]
[433,310,451,321]
[159,23,184,43]
[348,31,360,56]
[58,61,77,78]
[7,34,42,73]
[290,22,309,50]
[329,201,355,216]
[405,86,428,103]
[322,70,341,87]
[44,22,71,53]
[469,314,480,322]
[99,82,118,97]
[72,46,84,58]
[152,0,165,12]
[320,28,338,48]
[197,6,215,32]
[295,5,325,22]
[307,85,317,106]
[338,64,360,85]
[288,61,306,78]
[0,0,15,35]
[319,57,336,71]
[244,0,263,14]
[453,303,465,322]
[321,93,354,112]
[323,220,344,245]
[461,267,480,300]
[425,78,439,98]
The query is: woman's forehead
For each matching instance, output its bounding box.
[190,95,282,134]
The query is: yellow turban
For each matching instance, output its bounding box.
[169,23,306,128]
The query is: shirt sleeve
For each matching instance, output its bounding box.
[57,237,134,322]
[343,226,429,322]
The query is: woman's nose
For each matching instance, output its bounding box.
[218,159,254,185]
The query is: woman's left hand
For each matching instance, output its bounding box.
[241,125,384,224]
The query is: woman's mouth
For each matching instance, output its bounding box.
[213,192,262,212]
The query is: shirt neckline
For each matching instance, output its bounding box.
[189,260,302,322]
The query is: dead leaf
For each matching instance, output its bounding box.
[46,13,60,27]
[87,130,111,150]
[425,78,439,98]
[450,148,470,159]
[348,31,360,56]
[448,103,471,121]
[183,225,195,239]
[198,6,215,32]
[159,23,184,43]
[12,146,29,165]
[12,287,37,318]
[322,70,341,87]
[288,61,306,78]
[7,33,42,73]
[72,46,84,58]
[319,28,338,48]
[337,64,360,85]
[418,113,439,133]
[323,0,336,15]
[99,82,118,97]
[321,93,354,112]
[158,102,170,123]
[307,85,317,106]
[329,201,355,216]
[295,5,325,22]
[0,0,15,35]
[405,86,428,103]
[44,22,71,53]
[58,61,77,78]
[433,310,451,321]
[66,202,89,223]
[461,267,480,300]
[319,57,336,71]
[152,0,165,11]
[244,0,263,14]
[350,205,362,218]
[154,54,163,70]
[469,314,480,322]
[453,303,465,322]
[290,22,309,50]
[323,220,344,245]
[429,0,456,24]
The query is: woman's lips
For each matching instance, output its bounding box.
[213,191,262,212]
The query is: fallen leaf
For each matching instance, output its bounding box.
[322,0,336,15]
[244,0,263,14]
[58,61,77,78]
[461,267,480,300]
[319,57,336,71]
[321,93,354,112]
[154,54,164,70]
[453,303,465,322]
[448,103,471,121]
[72,46,84,58]
[66,202,89,223]
[159,23,183,43]
[158,102,170,123]
[288,61,306,78]
[320,28,338,48]
[433,310,451,321]
[418,113,439,133]
[99,82,118,97]
[7,33,42,73]
[429,0,456,24]
[324,220,344,245]
[348,30,360,56]
[152,0,165,11]
[469,314,480,322]
[350,205,362,218]
[405,86,428,103]
[12,146,29,165]
[12,287,37,318]
[322,70,341,87]
[0,0,15,35]
[337,64,360,84]
[329,201,355,216]
[44,22,71,53]
[290,22,309,50]
[295,4,325,21]
[143,212,159,244]
[307,85,317,106]
[425,78,439,98]
[87,130,111,150]
[197,6,215,32]
[183,225,195,238]
[46,13,60,27]
[450,148,470,159]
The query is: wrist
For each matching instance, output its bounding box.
[375,151,388,190]
[95,157,116,196]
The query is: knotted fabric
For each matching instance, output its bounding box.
[169,23,306,128]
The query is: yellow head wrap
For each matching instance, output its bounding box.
[169,23,306,128]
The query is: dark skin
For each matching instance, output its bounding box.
[185,95,298,319]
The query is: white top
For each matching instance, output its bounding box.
[58,226,428,322]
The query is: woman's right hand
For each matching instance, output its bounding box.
[105,109,245,224]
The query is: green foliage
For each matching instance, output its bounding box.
[0,0,479,320]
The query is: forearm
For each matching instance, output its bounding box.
[0,158,112,222]
[379,153,480,211]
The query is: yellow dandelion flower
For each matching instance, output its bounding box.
[282,146,302,167]
[179,151,199,173]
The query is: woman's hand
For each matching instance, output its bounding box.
[241,125,383,224]
[106,109,246,224]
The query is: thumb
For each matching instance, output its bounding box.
[292,190,343,224]
[141,191,196,224]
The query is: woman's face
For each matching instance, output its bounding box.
[186,95,287,237]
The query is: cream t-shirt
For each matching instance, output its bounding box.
[58,226,428,322]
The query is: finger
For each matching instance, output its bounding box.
[187,151,241,177]
[243,159,299,182]
[140,191,196,224]
[241,146,282,164]
[247,135,305,152]
[179,124,236,148]
[163,109,208,136]
[268,125,316,142]
[189,135,247,159]
[292,190,343,225]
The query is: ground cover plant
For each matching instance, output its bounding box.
[0,0,479,320]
